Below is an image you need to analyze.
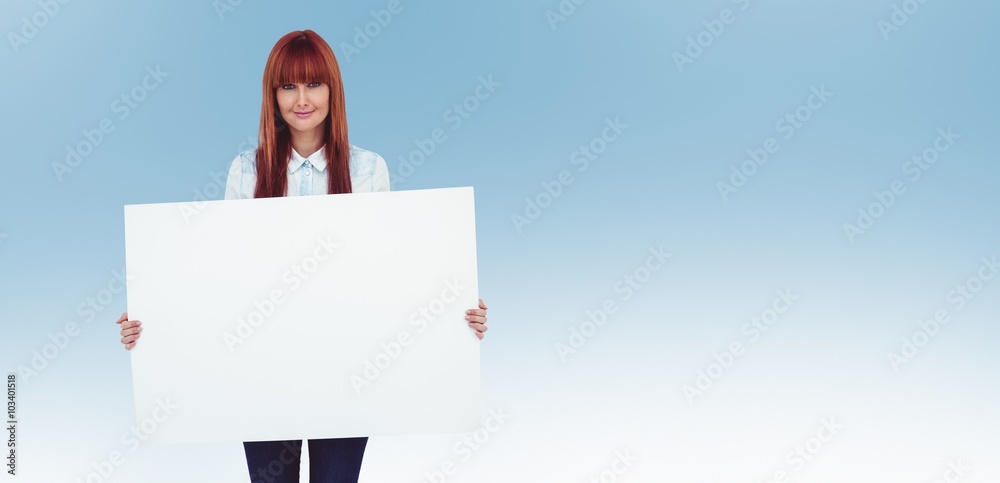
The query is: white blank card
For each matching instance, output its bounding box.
[124,187,480,443]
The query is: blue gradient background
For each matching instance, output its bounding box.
[2,0,998,481]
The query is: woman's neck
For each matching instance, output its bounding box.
[289,128,324,158]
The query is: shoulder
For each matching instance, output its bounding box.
[348,144,385,176]
[349,144,390,192]
[224,148,258,200]
[230,148,258,174]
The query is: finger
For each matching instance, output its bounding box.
[125,342,134,350]
[466,315,486,324]
[121,334,139,344]
[121,326,143,337]
[121,320,141,331]
[465,309,486,317]
[475,331,483,340]
[116,312,128,324]
[479,298,488,310]
[468,322,488,333]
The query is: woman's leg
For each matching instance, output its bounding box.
[242,440,303,483]
[307,437,369,483]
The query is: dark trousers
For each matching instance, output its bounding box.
[243,437,368,483]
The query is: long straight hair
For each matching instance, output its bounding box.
[254,30,351,198]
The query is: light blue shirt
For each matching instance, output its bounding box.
[224,144,390,199]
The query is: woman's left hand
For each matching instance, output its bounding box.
[466,298,489,340]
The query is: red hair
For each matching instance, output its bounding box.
[254,30,351,198]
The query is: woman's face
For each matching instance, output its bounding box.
[275,81,330,136]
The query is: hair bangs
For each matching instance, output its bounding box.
[271,39,332,88]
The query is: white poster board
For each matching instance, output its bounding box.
[123,187,480,443]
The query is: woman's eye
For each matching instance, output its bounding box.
[308,82,321,88]
[281,84,295,90]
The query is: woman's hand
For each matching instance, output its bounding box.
[116,301,485,348]
[466,298,488,340]
[116,312,142,350]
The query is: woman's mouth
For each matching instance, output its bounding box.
[293,110,314,118]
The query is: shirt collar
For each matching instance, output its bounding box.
[288,144,328,173]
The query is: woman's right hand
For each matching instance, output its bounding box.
[116,312,142,350]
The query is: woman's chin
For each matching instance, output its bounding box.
[285,121,322,134]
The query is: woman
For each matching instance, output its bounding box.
[115,29,489,482]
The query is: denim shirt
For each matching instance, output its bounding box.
[224,144,390,199]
